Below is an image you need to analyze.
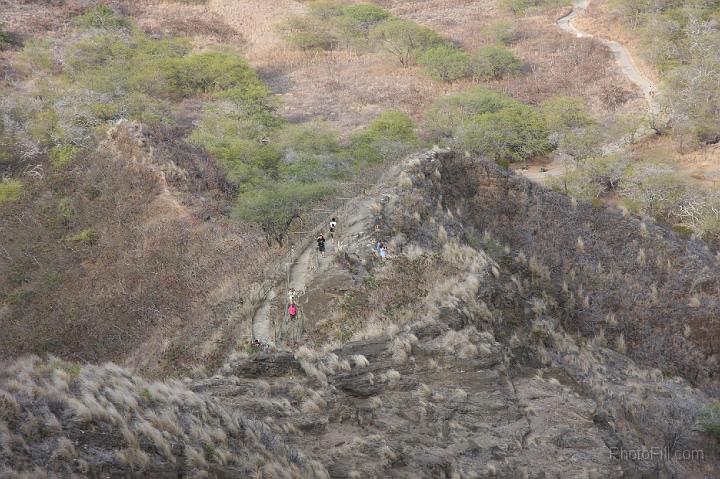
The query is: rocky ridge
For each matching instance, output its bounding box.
[1,150,718,478]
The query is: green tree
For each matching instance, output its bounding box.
[541,96,592,132]
[370,19,443,66]
[541,96,598,161]
[419,45,471,81]
[234,182,336,244]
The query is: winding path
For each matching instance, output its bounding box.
[524,0,660,181]
[557,0,658,113]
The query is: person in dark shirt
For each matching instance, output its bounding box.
[317,233,326,257]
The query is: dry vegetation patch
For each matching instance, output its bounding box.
[0,356,324,477]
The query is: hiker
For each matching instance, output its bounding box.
[375,240,383,255]
[329,217,337,239]
[317,233,326,257]
[380,246,388,260]
[288,302,298,321]
[288,288,296,304]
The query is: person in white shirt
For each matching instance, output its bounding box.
[329,217,337,240]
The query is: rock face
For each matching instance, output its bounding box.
[1,151,718,478]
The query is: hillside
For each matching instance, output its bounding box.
[1,0,720,477]
[2,150,719,477]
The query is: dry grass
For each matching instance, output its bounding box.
[0,356,324,477]
[153,0,645,136]
[433,155,720,390]
[0,121,280,377]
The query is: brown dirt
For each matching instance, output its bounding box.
[572,0,661,85]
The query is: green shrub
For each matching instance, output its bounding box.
[340,3,391,35]
[419,45,472,81]
[189,109,281,186]
[164,51,265,97]
[423,86,519,139]
[64,228,99,244]
[75,5,130,30]
[64,362,82,380]
[485,20,520,45]
[501,0,530,15]
[672,224,694,236]
[458,104,551,163]
[16,38,54,75]
[282,16,337,51]
[471,45,522,81]
[541,96,593,131]
[0,179,23,204]
[57,197,75,219]
[284,2,391,50]
[277,122,349,181]
[50,145,78,167]
[501,0,570,15]
[6,18,274,161]
[0,29,10,50]
[350,111,418,166]
[287,29,337,50]
[370,19,443,66]
[363,110,417,144]
[697,402,720,443]
[202,442,217,461]
[278,122,342,156]
[140,388,152,401]
[66,33,262,102]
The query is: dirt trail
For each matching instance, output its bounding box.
[523,0,659,182]
[250,160,406,347]
[557,0,658,113]
[251,289,276,342]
